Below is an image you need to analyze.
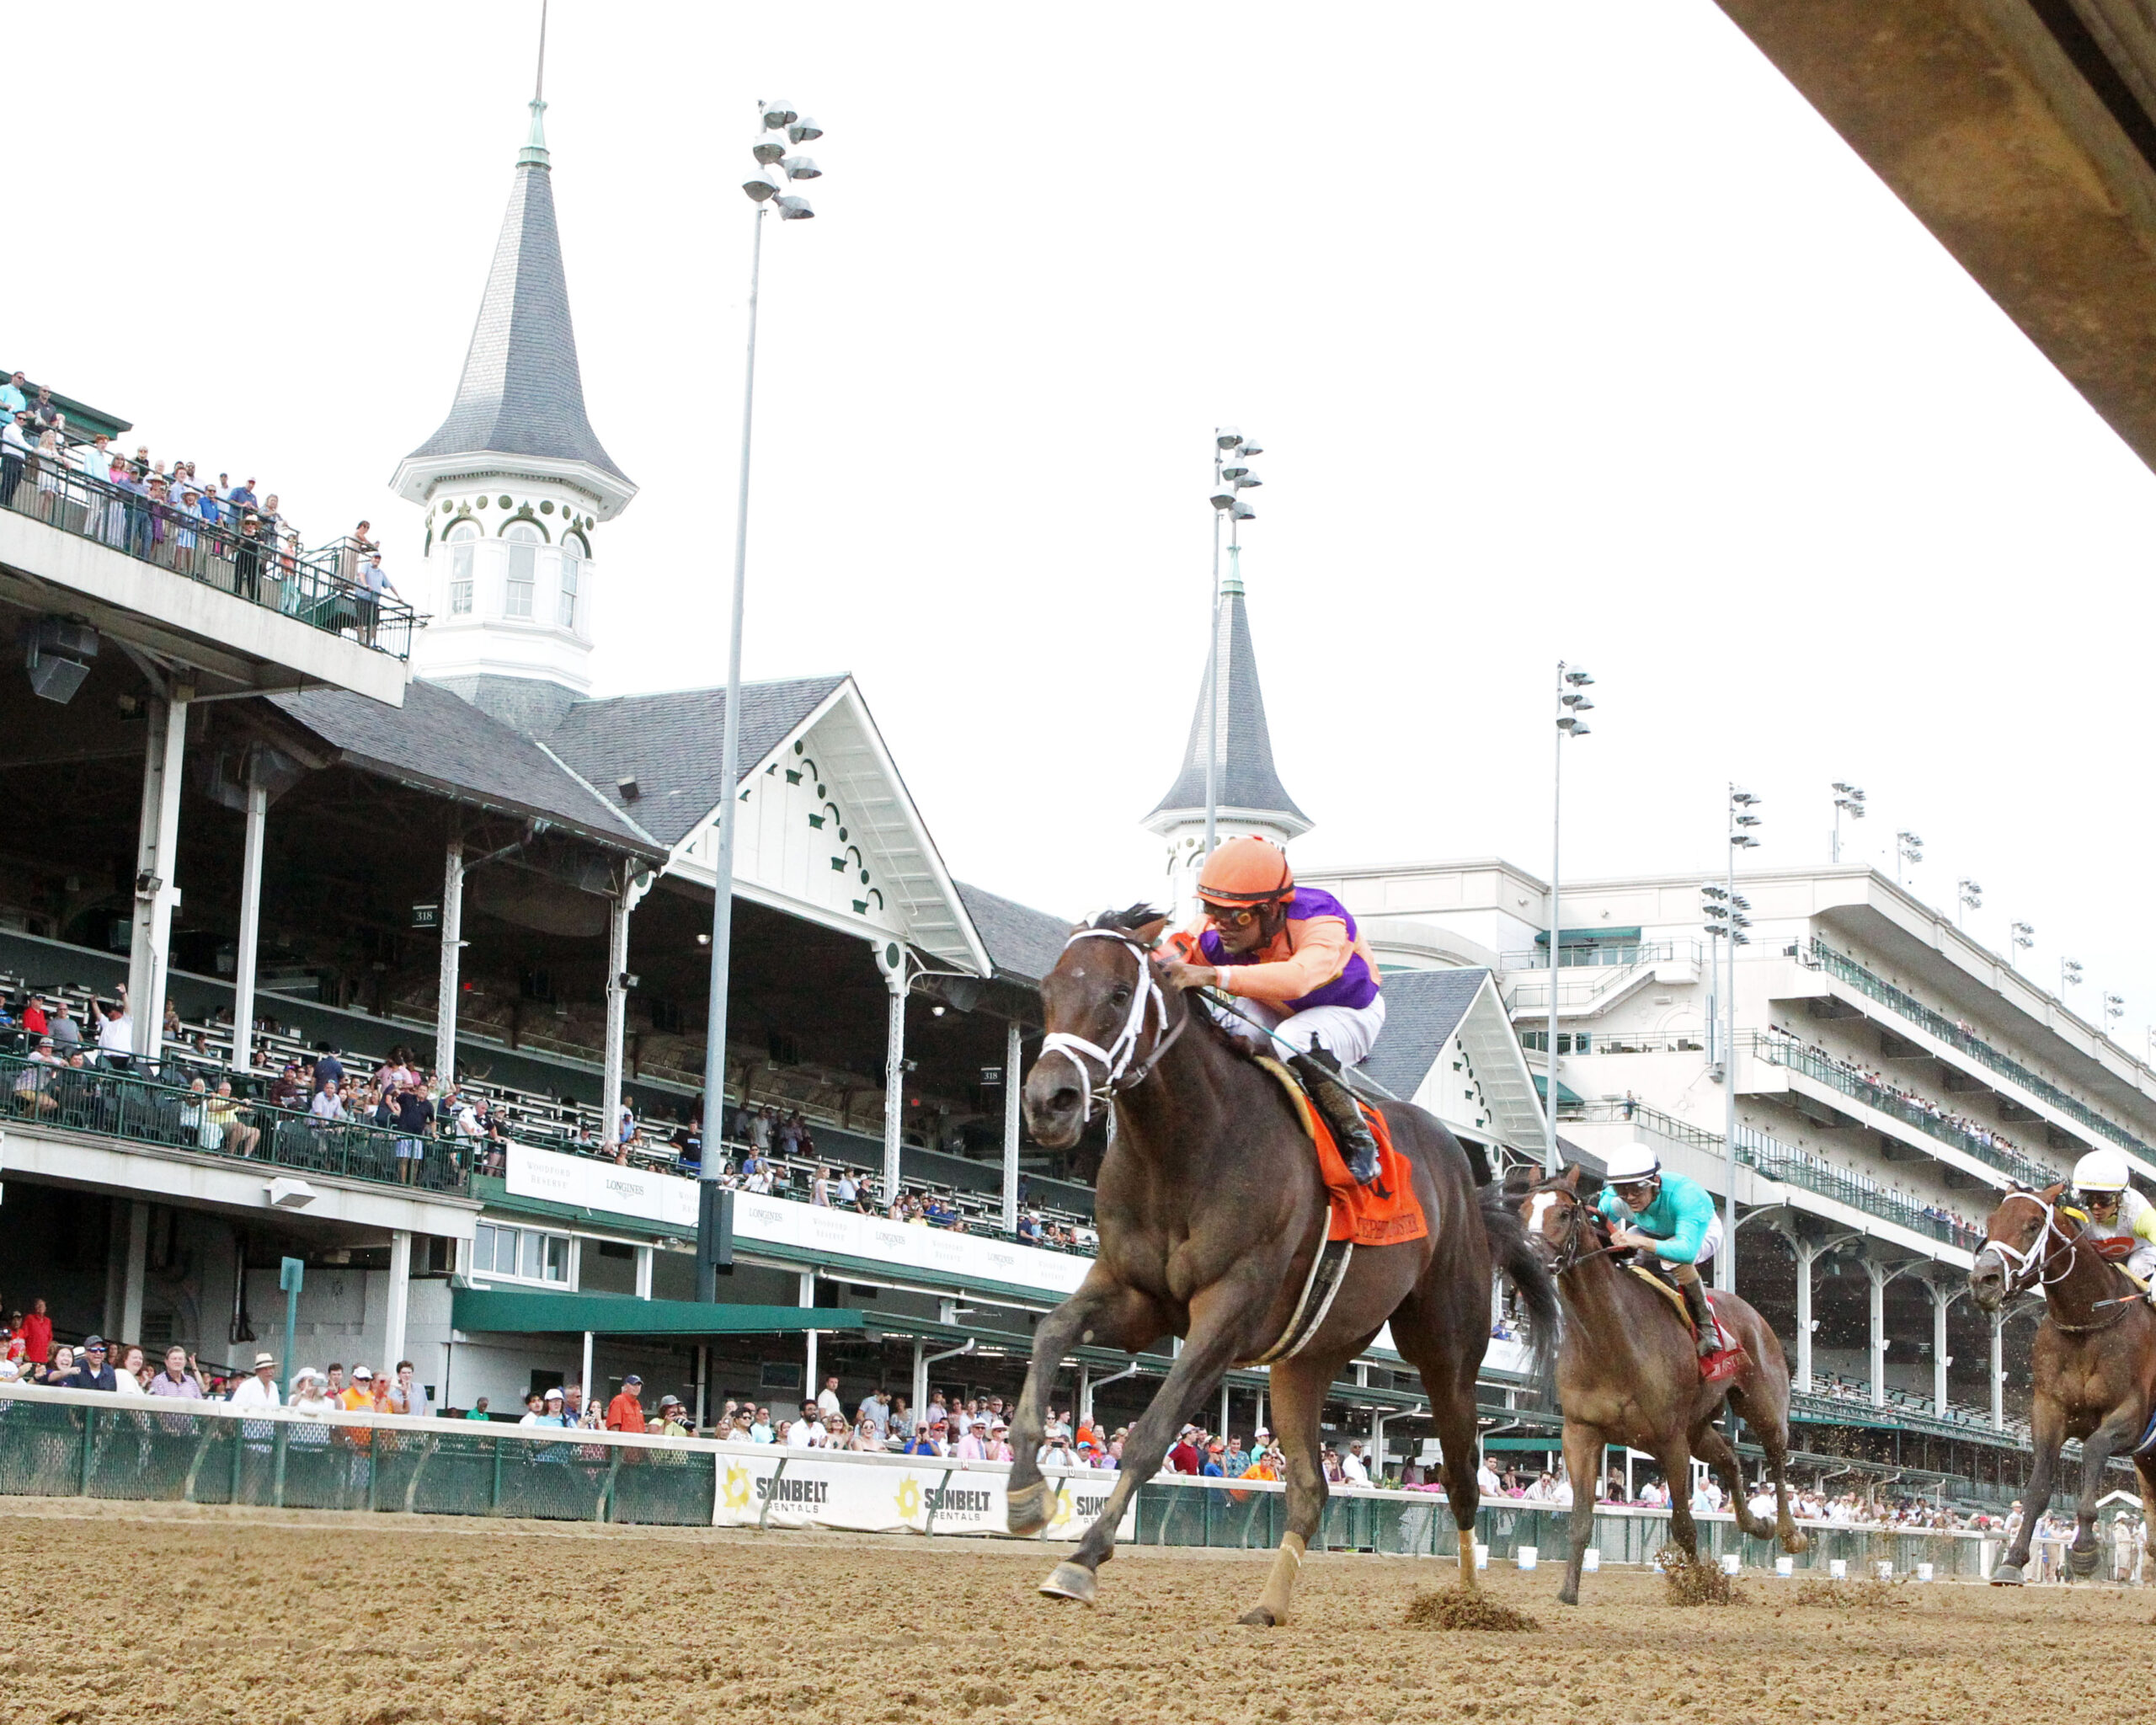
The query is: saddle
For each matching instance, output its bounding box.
[1625,1263,1748,1384]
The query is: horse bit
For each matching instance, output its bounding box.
[1038,929,1186,1122]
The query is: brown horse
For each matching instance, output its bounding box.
[1006,907,1558,1624]
[1968,1183,2156,1583]
[1519,1167,1806,1604]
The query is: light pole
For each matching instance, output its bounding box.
[2105,992,2126,1037]
[2061,956,2084,1005]
[1831,782,1865,864]
[1543,664,1594,1172]
[1956,879,1983,930]
[2009,921,2034,970]
[1718,785,1760,1295]
[1203,430,1262,862]
[699,99,823,1299]
[1894,830,1923,887]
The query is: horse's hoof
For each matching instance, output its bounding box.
[2069,1545,2100,1578]
[1557,1588,1579,1607]
[1236,1605,1278,1627]
[1039,1560,1097,1605]
[1006,1480,1052,1537]
[1990,1563,2025,1587]
[1781,1530,1811,1557]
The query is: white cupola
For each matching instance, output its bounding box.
[391,88,636,699]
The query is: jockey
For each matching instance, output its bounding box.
[1158,836,1388,1184]
[2070,1148,2156,1289]
[1595,1140,1724,1357]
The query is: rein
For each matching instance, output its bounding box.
[1534,1188,1624,1277]
[1981,1193,2133,1332]
[1038,930,1187,1122]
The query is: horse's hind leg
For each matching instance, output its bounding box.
[1659,1434,1699,1562]
[2070,1409,2137,1579]
[1691,1414,1773,1543]
[1729,1381,1807,1554]
[1237,1352,1332,1628]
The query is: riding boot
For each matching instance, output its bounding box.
[1291,1047,1381,1185]
[1677,1271,1720,1358]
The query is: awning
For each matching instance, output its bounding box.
[1531,1073,1585,1106]
[450,1284,866,1338]
[1534,927,1641,945]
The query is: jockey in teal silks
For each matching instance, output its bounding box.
[1596,1140,1725,1358]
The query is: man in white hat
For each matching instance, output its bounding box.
[2069,1148,2156,1291]
[229,1353,281,1407]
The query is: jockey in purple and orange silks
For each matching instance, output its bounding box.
[1158,836,1388,1184]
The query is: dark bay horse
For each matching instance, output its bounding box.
[1007,908,1559,1624]
[1519,1167,1806,1604]
[1969,1183,2156,1583]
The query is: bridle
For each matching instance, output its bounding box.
[1974,1190,2079,1298]
[1037,929,1187,1123]
[1526,1185,1622,1277]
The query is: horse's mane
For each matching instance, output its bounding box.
[1088,903,1165,934]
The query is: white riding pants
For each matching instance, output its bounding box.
[1217,991,1387,1068]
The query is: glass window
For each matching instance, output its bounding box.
[558,553,579,628]
[450,542,474,616]
[504,521,540,618]
[519,1227,543,1280]
[544,1235,568,1283]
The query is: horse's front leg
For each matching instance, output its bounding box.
[1996,1404,2063,1584]
[1006,1269,1166,1535]
[2070,1409,2137,1580]
[1038,1274,1263,1604]
[1556,1420,1604,1606]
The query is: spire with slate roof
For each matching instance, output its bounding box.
[1144,550,1311,911]
[396,20,637,699]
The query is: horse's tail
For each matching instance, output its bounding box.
[1480,1184,1561,1383]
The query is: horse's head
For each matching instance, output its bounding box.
[1518,1165,1589,1269]
[1022,906,1173,1151]
[1969,1180,2067,1313]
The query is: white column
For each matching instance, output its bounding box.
[1929,1279,1951,1412]
[600,869,633,1153]
[435,838,464,1087]
[230,777,267,1072]
[583,1331,595,1406]
[912,1340,927,1417]
[882,969,907,1205]
[1991,1311,2005,1431]
[1866,1262,1887,1409]
[118,1201,148,1343]
[1792,1238,1817,1395]
[1219,1381,1230,1436]
[1079,1365,1092,1425]
[384,1230,413,1373]
[1001,1018,1022,1234]
[800,1269,817,1402]
[634,1245,654,1300]
[128,690,190,1062]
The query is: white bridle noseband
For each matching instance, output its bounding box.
[1976,1192,2074,1294]
[1037,929,1182,1122]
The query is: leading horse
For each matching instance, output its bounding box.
[1006,907,1558,1625]
[1517,1167,1806,1604]
[1969,1182,2156,1583]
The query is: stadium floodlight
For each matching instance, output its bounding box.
[2009,920,2034,969]
[752,134,789,165]
[1895,830,1923,886]
[1230,497,1256,521]
[1831,782,1866,862]
[1230,467,1262,489]
[2062,957,2084,995]
[782,154,821,180]
[1201,422,1270,865]
[706,99,831,1296]
[2105,991,2126,1024]
[1216,426,1243,450]
[1209,486,1238,511]
[1957,879,1983,927]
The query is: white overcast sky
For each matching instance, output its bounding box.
[10,3,2153,1033]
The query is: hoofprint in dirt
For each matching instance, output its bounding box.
[0,1503,2148,1725]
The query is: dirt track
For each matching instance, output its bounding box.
[0,1501,2148,1724]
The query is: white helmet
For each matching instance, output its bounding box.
[1603,1140,1662,1185]
[2073,1148,2131,1194]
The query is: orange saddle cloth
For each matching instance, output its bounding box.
[1254,1057,1428,1247]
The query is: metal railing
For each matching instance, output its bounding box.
[1806,938,2154,1166]
[1751,1034,2061,1189]
[1736,1130,1983,1251]
[1524,1030,1707,1055]
[1558,1101,1984,1252]
[2,1052,469,1195]
[1502,941,1693,971]
[0,450,415,659]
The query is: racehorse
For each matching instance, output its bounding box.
[1006,907,1559,1625]
[1518,1167,1807,1604]
[1968,1182,2156,1584]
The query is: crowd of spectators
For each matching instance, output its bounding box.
[1761,1023,2050,1202]
[0,369,399,627]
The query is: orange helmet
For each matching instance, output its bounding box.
[1197,836,1294,907]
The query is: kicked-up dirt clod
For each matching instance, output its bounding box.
[1402,1586,1541,1632]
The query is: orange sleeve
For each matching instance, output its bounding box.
[1216,916,1353,1006]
